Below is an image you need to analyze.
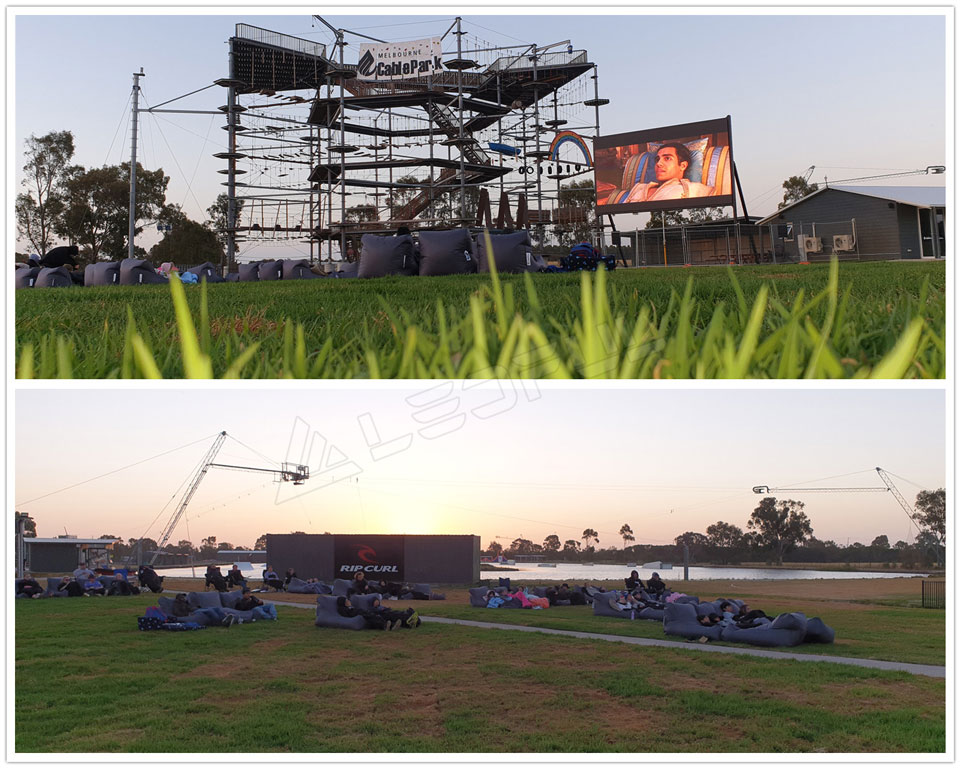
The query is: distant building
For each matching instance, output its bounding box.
[756,186,945,261]
[215,549,267,564]
[24,537,119,574]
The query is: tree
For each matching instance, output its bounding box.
[555,179,597,246]
[205,193,245,251]
[674,531,710,559]
[542,534,561,553]
[562,539,581,555]
[15,512,37,537]
[871,535,890,549]
[54,163,168,262]
[216,542,235,551]
[618,524,635,549]
[15,130,75,256]
[912,489,945,547]
[645,210,688,229]
[344,204,379,224]
[581,528,599,550]
[778,175,818,209]
[706,521,744,550]
[149,205,222,266]
[254,534,268,551]
[198,536,218,559]
[747,497,813,565]
[486,540,504,557]
[685,206,725,224]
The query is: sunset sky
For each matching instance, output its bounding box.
[15,387,945,551]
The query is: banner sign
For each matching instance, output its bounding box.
[334,535,404,579]
[356,37,444,82]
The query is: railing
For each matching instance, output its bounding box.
[234,24,326,59]
[488,50,588,72]
[922,579,945,609]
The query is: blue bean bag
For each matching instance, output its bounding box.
[35,266,74,287]
[315,594,367,630]
[803,617,836,644]
[663,601,722,641]
[720,612,808,647]
[15,266,41,288]
[187,262,225,283]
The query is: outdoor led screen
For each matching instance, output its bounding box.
[595,117,734,214]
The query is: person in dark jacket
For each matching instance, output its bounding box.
[645,572,666,597]
[369,597,421,629]
[347,571,373,596]
[235,587,279,619]
[335,596,392,630]
[17,575,44,599]
[225,564,246,588]
[373,578,402,598]
[107,572,138,596]
[283,568,297,589]
[625,570,642,591]
[137,565,164,593]
[40,245,79,268]
[168,593,234,627]
[57,576,85,597]
[205,565,228,592]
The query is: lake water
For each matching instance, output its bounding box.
[157,562,924,582]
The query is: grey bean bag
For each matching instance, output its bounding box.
[258,260,283,281]
[156,596,218,626]
[315,594,367,630]
[187,262,225,283]
[332,261,359,278]
[44,577,67,597]
[331,579,354,598]
[35,266,74,287]
[15,267,42,288]
[593,591,631,618]
[120,258,167,285]
[469,587,491,607]
[349,593,383,611]
[286,577,331,594]
[418,229,477,276]
[225,272,240,282]
[238,263,260,282]
[720,612,808,647]
[803,617,835,644]
[663,601,723,641]
[187,591,224,610]
[477,231,544,273]
[85,261,121,286]
[281,259,322,280]
[669,594,700,605]
[358,234,418,278]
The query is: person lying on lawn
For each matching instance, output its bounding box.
[698,613,721,627]
[336,596,392,630]
[235,587,278,620]
[369,597,421,629]
[733,603,769,628]
[107,572,138,596]
[83,576,106,596]
[17,574,44,599]
[168,592,237,627]
[373,578,403,598]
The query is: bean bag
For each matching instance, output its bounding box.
[187,591,224,610]
[43,577,68,597]
[35,266,74,287]
[187,262,225,283]
[287,577,331,594]
[349,593,383,611]
[469,587,491,607]
[803,617,835,644]
[477,231,544,273]
[663,601,723,641]
[696,602,720,618]
[315,594,367,630]
[225,272,240,282]
[281,259,322,280]
[332,261,359,278]
[593,591,632,618]
[238,263,260,282]
[637,606,664,621]
[257,260,283,281]
[119,258,167,285]
[331,579,354,598]
[15,267,41,289]
[720,612,807,647]
[358,234,418,278]
[418,229,477,276]
[85,261,121,286]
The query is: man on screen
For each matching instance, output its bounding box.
[624,143,713,203]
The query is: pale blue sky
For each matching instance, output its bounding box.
[16,388,945,550]
[13,11,947,259]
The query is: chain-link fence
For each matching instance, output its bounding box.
[625,223,784,267]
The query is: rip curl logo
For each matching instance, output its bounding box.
[357,546,377,564]
[356,50,375,77]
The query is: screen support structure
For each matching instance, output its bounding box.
[606,214,628,267]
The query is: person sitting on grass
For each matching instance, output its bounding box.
[205,565,229,592]
[17,574,44,599]
[57,576,85,597]
[625,570,642,591]
[169,592,237,628]
[645,572,667,597]
[347,571,374,596]
[137,565,164,593]
[261,565,284,592]
[107,572,138,596]
[235,587,279,620]
[335,596,393,630]
[225,564,246,589]
[83,575,106,596]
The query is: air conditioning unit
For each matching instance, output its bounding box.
[802,236,822,254]
[833,235,855,252]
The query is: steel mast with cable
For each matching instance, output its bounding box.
[145,431,309,566]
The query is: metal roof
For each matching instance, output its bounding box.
[757,185,946,225]
[26,538,118,545]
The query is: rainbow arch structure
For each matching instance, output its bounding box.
[548,131,593,167]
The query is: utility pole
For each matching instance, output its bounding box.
[128,68,144,260]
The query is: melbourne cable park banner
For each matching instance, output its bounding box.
[356,37,443,82]
[595,117,735,214]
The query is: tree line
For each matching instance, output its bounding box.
[15,130,239,266]
[484,491,946,569]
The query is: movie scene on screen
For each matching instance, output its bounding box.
[596,117,733,214]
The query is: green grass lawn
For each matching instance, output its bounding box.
[15,596,944,753]
[15,260,945,378]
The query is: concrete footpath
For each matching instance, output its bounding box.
[266,598,944,679]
